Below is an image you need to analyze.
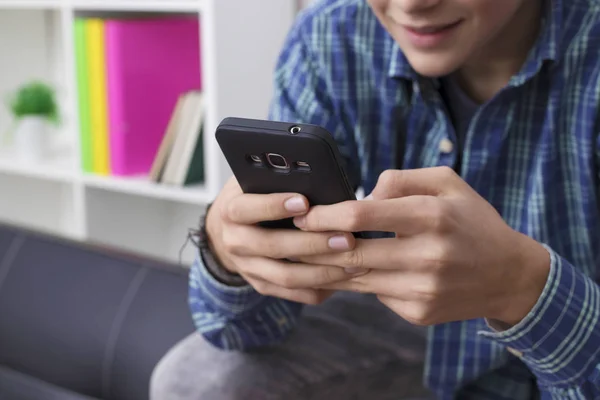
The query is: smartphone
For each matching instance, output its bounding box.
[215,117,358,230]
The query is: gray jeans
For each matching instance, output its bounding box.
[150,292,435,400]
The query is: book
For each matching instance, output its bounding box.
[85,18,111,175]
[73,19,94,173]
[159,91,204,186]
[105,17,202,176]
[148,92,188,182]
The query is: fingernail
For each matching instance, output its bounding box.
[363,194,373,200]
[345,267,367,275]
[285,197,307,212]
[293,216,306,228]
[328,235,350,250]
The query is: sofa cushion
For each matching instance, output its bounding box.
[0,225,195,400]
[0,225,16,256]
[0,365,99,400]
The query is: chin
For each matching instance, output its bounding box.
[403,52,463,78]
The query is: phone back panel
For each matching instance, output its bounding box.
[216,118,356,229]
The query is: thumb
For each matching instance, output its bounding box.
[371,167,460,199]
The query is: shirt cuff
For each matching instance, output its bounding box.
[478,245,600,389]
[188,250,266,319]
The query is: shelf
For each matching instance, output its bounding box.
[83,174,212,204]
[85,188,203,265]
[0,0,299,263]
[0,0,60,9]
[0,0,204,11]
[0,150,76,183]
[69,0,204,12]
[0,173,79,239]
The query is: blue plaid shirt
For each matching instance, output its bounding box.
[189,0,600,398]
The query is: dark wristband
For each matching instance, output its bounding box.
[195,203,248,287]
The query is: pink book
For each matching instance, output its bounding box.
[105,17,202,176]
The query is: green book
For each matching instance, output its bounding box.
[74,19,94,173]
[183,123,204,185]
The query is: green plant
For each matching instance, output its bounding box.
[8,81,59,125]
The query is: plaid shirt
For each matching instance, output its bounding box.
[189,0,600,398]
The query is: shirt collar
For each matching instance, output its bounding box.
[387,0,562,83]
[387,41,416,80]
[509,0,562,86]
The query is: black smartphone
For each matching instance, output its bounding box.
[215,117,357,230]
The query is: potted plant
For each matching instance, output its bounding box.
[7,81,59,162]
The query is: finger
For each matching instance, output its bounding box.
[238,256,368,289]
[223,176,243,192]
[215,176,244,202]
[300,236,453,274]
[317,279,368,293]
[224,225,355,258]
[298,238,419,270]
[376,296,414,322]
[319,270,418,300]
[225,192,309,225]
[377,295,440,326]
[371,167,462,200]
[294,196,446,234]
[244,275,336,305]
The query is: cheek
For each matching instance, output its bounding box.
[366,0,388,16]
[468,0,524,31]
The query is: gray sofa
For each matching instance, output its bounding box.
[0,223,196,400]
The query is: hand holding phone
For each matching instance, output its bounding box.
[203,117,367,304]
[204,177,366,305]
[215,117,358,230]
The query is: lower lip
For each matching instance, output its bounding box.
[403,21,462,49]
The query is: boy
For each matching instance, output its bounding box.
[152,0,600,398]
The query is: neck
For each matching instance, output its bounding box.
[455,1,544,103]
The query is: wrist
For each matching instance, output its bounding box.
[488,233,551,327]
[201,243,247,286]
[206,238,238,275]
[204,205,238,275]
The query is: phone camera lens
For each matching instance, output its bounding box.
[289,126,301,135]
[266,153,289,169]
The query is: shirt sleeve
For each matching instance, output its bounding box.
[188,11,360,351]
[478,127,600,398]
[188,251,303,350]
[479,244,600,398]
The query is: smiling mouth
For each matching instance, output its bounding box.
[385,10,463,33]
[403,20,463,34]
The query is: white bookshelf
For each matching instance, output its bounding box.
[0,0,298,265]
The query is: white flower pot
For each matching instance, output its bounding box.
[13,116,50,163]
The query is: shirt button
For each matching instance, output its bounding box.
[439,138,454,154]
[507,347,523,358]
